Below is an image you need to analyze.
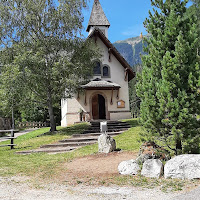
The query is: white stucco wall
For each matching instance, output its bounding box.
[97,37,130,111]
[61,35,131,126]
[61,99,68,127]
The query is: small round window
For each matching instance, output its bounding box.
[103,66,109,77]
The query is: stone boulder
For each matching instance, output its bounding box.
[137,141,170,164]
[141,159,163,178]
[118,159,140,175]
[164,154,200,179]
[98,134,116,153]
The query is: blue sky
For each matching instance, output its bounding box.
[82,0,193,43]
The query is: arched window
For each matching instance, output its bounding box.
[103,65,110,77]
[93,61,101,75]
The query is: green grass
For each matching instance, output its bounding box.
[115,119,142,151]
[111,175,199,192]
[70,118,143,156]
[0,123,90,178]
[1,119,198,191]
[0,119,142,180]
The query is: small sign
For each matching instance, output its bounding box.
[100,121,107,133]
[117,100,125,108]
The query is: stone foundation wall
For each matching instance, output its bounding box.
[110,112,131,121]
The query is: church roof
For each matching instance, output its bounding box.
[86,0,110,32]
[81,78,120,90]
[88,28,135,81]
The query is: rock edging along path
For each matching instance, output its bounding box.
[16,121,130,154]
[118,154,200,181]
[164,154,200,179]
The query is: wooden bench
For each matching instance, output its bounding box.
[0,130,17,149]
[0,144,16,149]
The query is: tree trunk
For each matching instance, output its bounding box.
[176,139,182,155]
[47,93,56,132]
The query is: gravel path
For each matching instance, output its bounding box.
[1,176,199,200]
[175,186,200,200]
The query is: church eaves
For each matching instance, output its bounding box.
[86,0,110,32]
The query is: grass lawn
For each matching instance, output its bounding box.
[0,119,142,179]
[0,119,199,191]
[0,123,90,178]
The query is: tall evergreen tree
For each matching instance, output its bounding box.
[191,0,200,16]
[129,64,142,118]
[137,0,200,154]
[191,0,200,47]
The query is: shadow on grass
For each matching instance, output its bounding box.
[38,123,90,137]
[123,119,139,128]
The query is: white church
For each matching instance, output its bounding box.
[61,0,135,126]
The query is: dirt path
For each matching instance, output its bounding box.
[0,150,199,199]
[0,151,200,200]
[66,151,137,176]
[62,151,138,185]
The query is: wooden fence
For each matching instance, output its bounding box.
[17,121,50,129]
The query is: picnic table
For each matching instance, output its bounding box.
[0,129,17,149]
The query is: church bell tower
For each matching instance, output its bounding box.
[86,0,110,38]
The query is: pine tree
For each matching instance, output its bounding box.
[129,64,142,118]
[137,0,200,154]
[191,0,200,47]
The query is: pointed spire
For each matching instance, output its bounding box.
[86,0,110,32]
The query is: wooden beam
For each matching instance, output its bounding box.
[0,129,15,133]
[124,69,128,81]
[110,89,113,105]
[94,34,97,43]
[108,48,112,62]
[0,129,16,149]
[82,87,120,90]
[84,91,87,106]
[0,144,16,147]
[77,90,80,100]
[116,89,119,100]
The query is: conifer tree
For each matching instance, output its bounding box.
[191,0,200,46]
[137,0,200,154]
[129,64,142,118]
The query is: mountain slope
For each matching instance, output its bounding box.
[113,35,148,67]
[113,43,134,66]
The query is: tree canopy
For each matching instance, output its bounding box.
[0,0,99,131]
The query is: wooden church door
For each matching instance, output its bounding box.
[92,94,106,120]
[92,94,99,120]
